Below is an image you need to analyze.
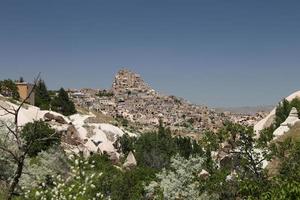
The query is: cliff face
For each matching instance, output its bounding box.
[112,69,155,96]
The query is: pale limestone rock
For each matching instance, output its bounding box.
[255,91,300,135]
[273,107,300,138]
[123,151,137,170]
[199,169,210,179]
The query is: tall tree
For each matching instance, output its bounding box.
[51,88,76,116]
[0,79,19,100]
[35,79,51,110]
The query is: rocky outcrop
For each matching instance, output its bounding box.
[254,91,300,134]
[123,151,137,170]
[44,112,67,124]
[273,107,300,138]
[198,169,210,180]
[112,69,155,96]
[0,98,135,160]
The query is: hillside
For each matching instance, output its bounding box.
[0,95,135,161]
[71,69,230,134]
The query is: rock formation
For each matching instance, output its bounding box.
[112,69,155,96]
[123,151,137,170]
[273,107,300,138]
[254,91,300,134]
[74,68,227,133]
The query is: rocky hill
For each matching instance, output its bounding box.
[0,95,135,162]
[71,69,229,134]
[112,69,156,97]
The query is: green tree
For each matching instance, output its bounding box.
[51,88,76,116]
[21,120,59,157]
[260,140,300,199]
[35,79,51,110]
[0,79,19,100]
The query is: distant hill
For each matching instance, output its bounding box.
[216,105,274,115]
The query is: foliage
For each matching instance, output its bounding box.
[145,155,218,200]
[51,88,77,116]
[133,122,203,170]
[19,147,70,189]
[35,79,51,110]
[198,122,275,199]
[0,79,19,100]
[96,90,114,97]
[109,166,157,200]
[23,155,104,200]
[0,124,16,183]
[21,120,59,157]
[114,133,137,155]
[275,98,300,128]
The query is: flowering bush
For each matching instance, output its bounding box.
[23,155,104,200]
[145,155,218,200]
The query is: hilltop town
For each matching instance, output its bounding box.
[68,69,266,134]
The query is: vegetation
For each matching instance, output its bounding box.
[275,98,300,128]
[1,91,300,199]
[96,90,114,97]
[0,79,20,100]
[51,88,77,116]
[34,79,51,110]
[21,120,60,157]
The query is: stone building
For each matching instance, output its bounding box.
[16,82,35,105]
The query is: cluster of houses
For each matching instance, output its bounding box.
[68,69,228,133]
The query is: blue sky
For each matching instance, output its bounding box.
[0,0,300,107]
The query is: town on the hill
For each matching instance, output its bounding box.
[67,69,267,134]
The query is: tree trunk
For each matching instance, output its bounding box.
[7,156,24,200]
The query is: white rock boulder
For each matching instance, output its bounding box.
[273,107,300,138]
[123,151,137,170]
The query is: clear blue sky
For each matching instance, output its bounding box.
[0,0,300,107]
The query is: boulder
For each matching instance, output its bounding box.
[198,169,210,180]
[55,115,67,124]
[62,125,82,145]
[44,112,55,121]
[44,112,67,124]
[123,151,137,170]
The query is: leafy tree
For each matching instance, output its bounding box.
[134,129,175,169]
[198,122,274,199]
[21,120,59,157]
[35,79,51,110]
[51,88,76,116]
[174,136,203,159]
[0,79,19,100]
[260,140,300,199]
[118,120,203,170]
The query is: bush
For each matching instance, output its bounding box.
[21,120,59,157]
